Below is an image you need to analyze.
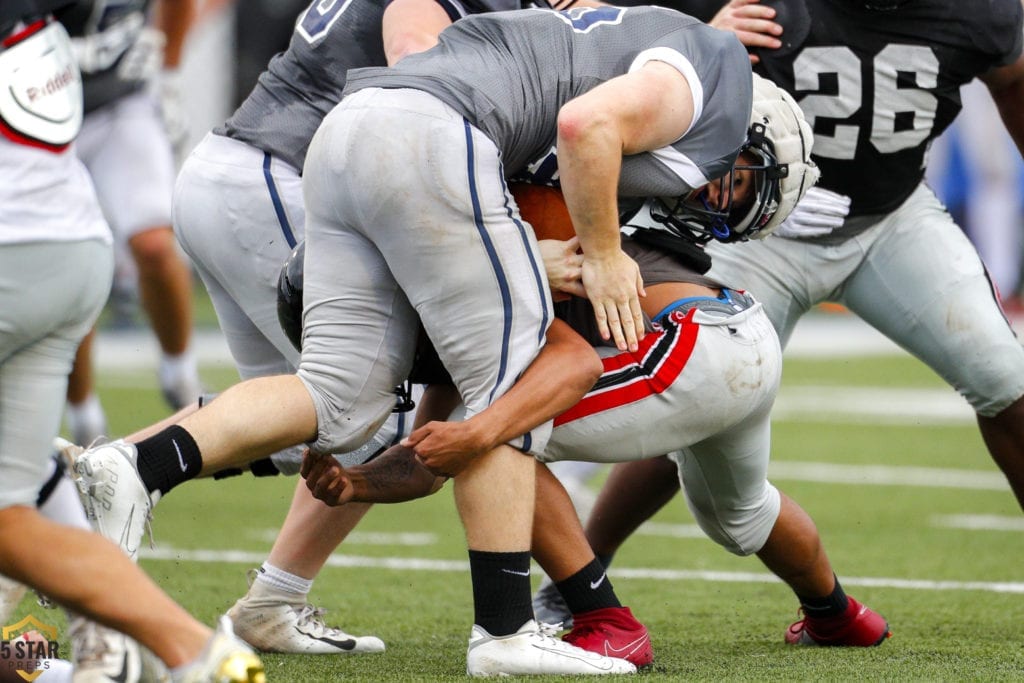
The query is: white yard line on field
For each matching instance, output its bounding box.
[768,461,1008,491]
[772,386,975,424]
[138,546,1024,594]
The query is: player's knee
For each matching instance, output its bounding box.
[299,374,394,456]
[128,226,179,270]
[687,484,781,557]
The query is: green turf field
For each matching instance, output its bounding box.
[11,320,1024,681]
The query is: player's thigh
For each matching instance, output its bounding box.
[193,258,297,379]
[843,186,1024,415]
[308,89,551,417]
[298,213,418,455]
[0,241,112,509]
[174,134,304,369]
[79,93,175,239]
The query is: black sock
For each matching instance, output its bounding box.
[797,574,849,619]
[596,552,614,570]
[135,425,203,498]
[468,550,533,636]
[556,557,621,615]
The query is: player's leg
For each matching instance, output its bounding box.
[0,239,262,679]
[840,184,1024,510]
[533,457,681,626]
[675,412,891,647]
[129,224,199,408]
[531,462,653,668]
[64,328,108,445]
[84,92,201,410]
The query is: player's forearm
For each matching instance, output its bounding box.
[556,102,625,261]
[344,444,444,503]
[461,319,602,451]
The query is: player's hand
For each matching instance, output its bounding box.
[117,27,164,82]
[580,250,645,352]
[401,420,490,478]
[772,187,851,239]
[301,449,356,506]
[709,0,783,63]
[539,237,586,300]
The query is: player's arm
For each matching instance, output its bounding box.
[401,318,601,476]
[980,51,1024,158]
[382,0,453,65]
[557,59,698,352]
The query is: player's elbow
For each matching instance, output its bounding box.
[557,101,612,149]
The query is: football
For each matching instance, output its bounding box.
[509,183,576,242]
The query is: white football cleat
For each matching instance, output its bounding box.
[227,577,385,655]
[59,438,153,562]
[171,616,265,683]
[69,614,143,683]
[466,619,635,676]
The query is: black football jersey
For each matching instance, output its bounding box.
[748,0,1023,216]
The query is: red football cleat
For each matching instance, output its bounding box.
[785,596,892,646]
[562,606,654,668]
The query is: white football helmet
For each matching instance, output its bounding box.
[650,73,820,243]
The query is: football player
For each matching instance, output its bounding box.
[534,0,1024,644]
[56,0,201,446]
[65,6,821,675]
[0,5,263,682]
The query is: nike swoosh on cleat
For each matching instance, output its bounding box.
[604,632,650,657]
[295,628,357,651]
[118,506,138,556]
[500,568,531,577]
[532,643,613,670]
[589,573,606,590]
[111,650,130,683]
[173,439,188,472]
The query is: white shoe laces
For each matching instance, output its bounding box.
[294,604,349,639]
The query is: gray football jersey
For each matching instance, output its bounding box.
[343,6,752,198]
[217,0,525,172]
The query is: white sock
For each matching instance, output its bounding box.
[254,562,313,596]
[159,349,198,386]
[64,394,106,446]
